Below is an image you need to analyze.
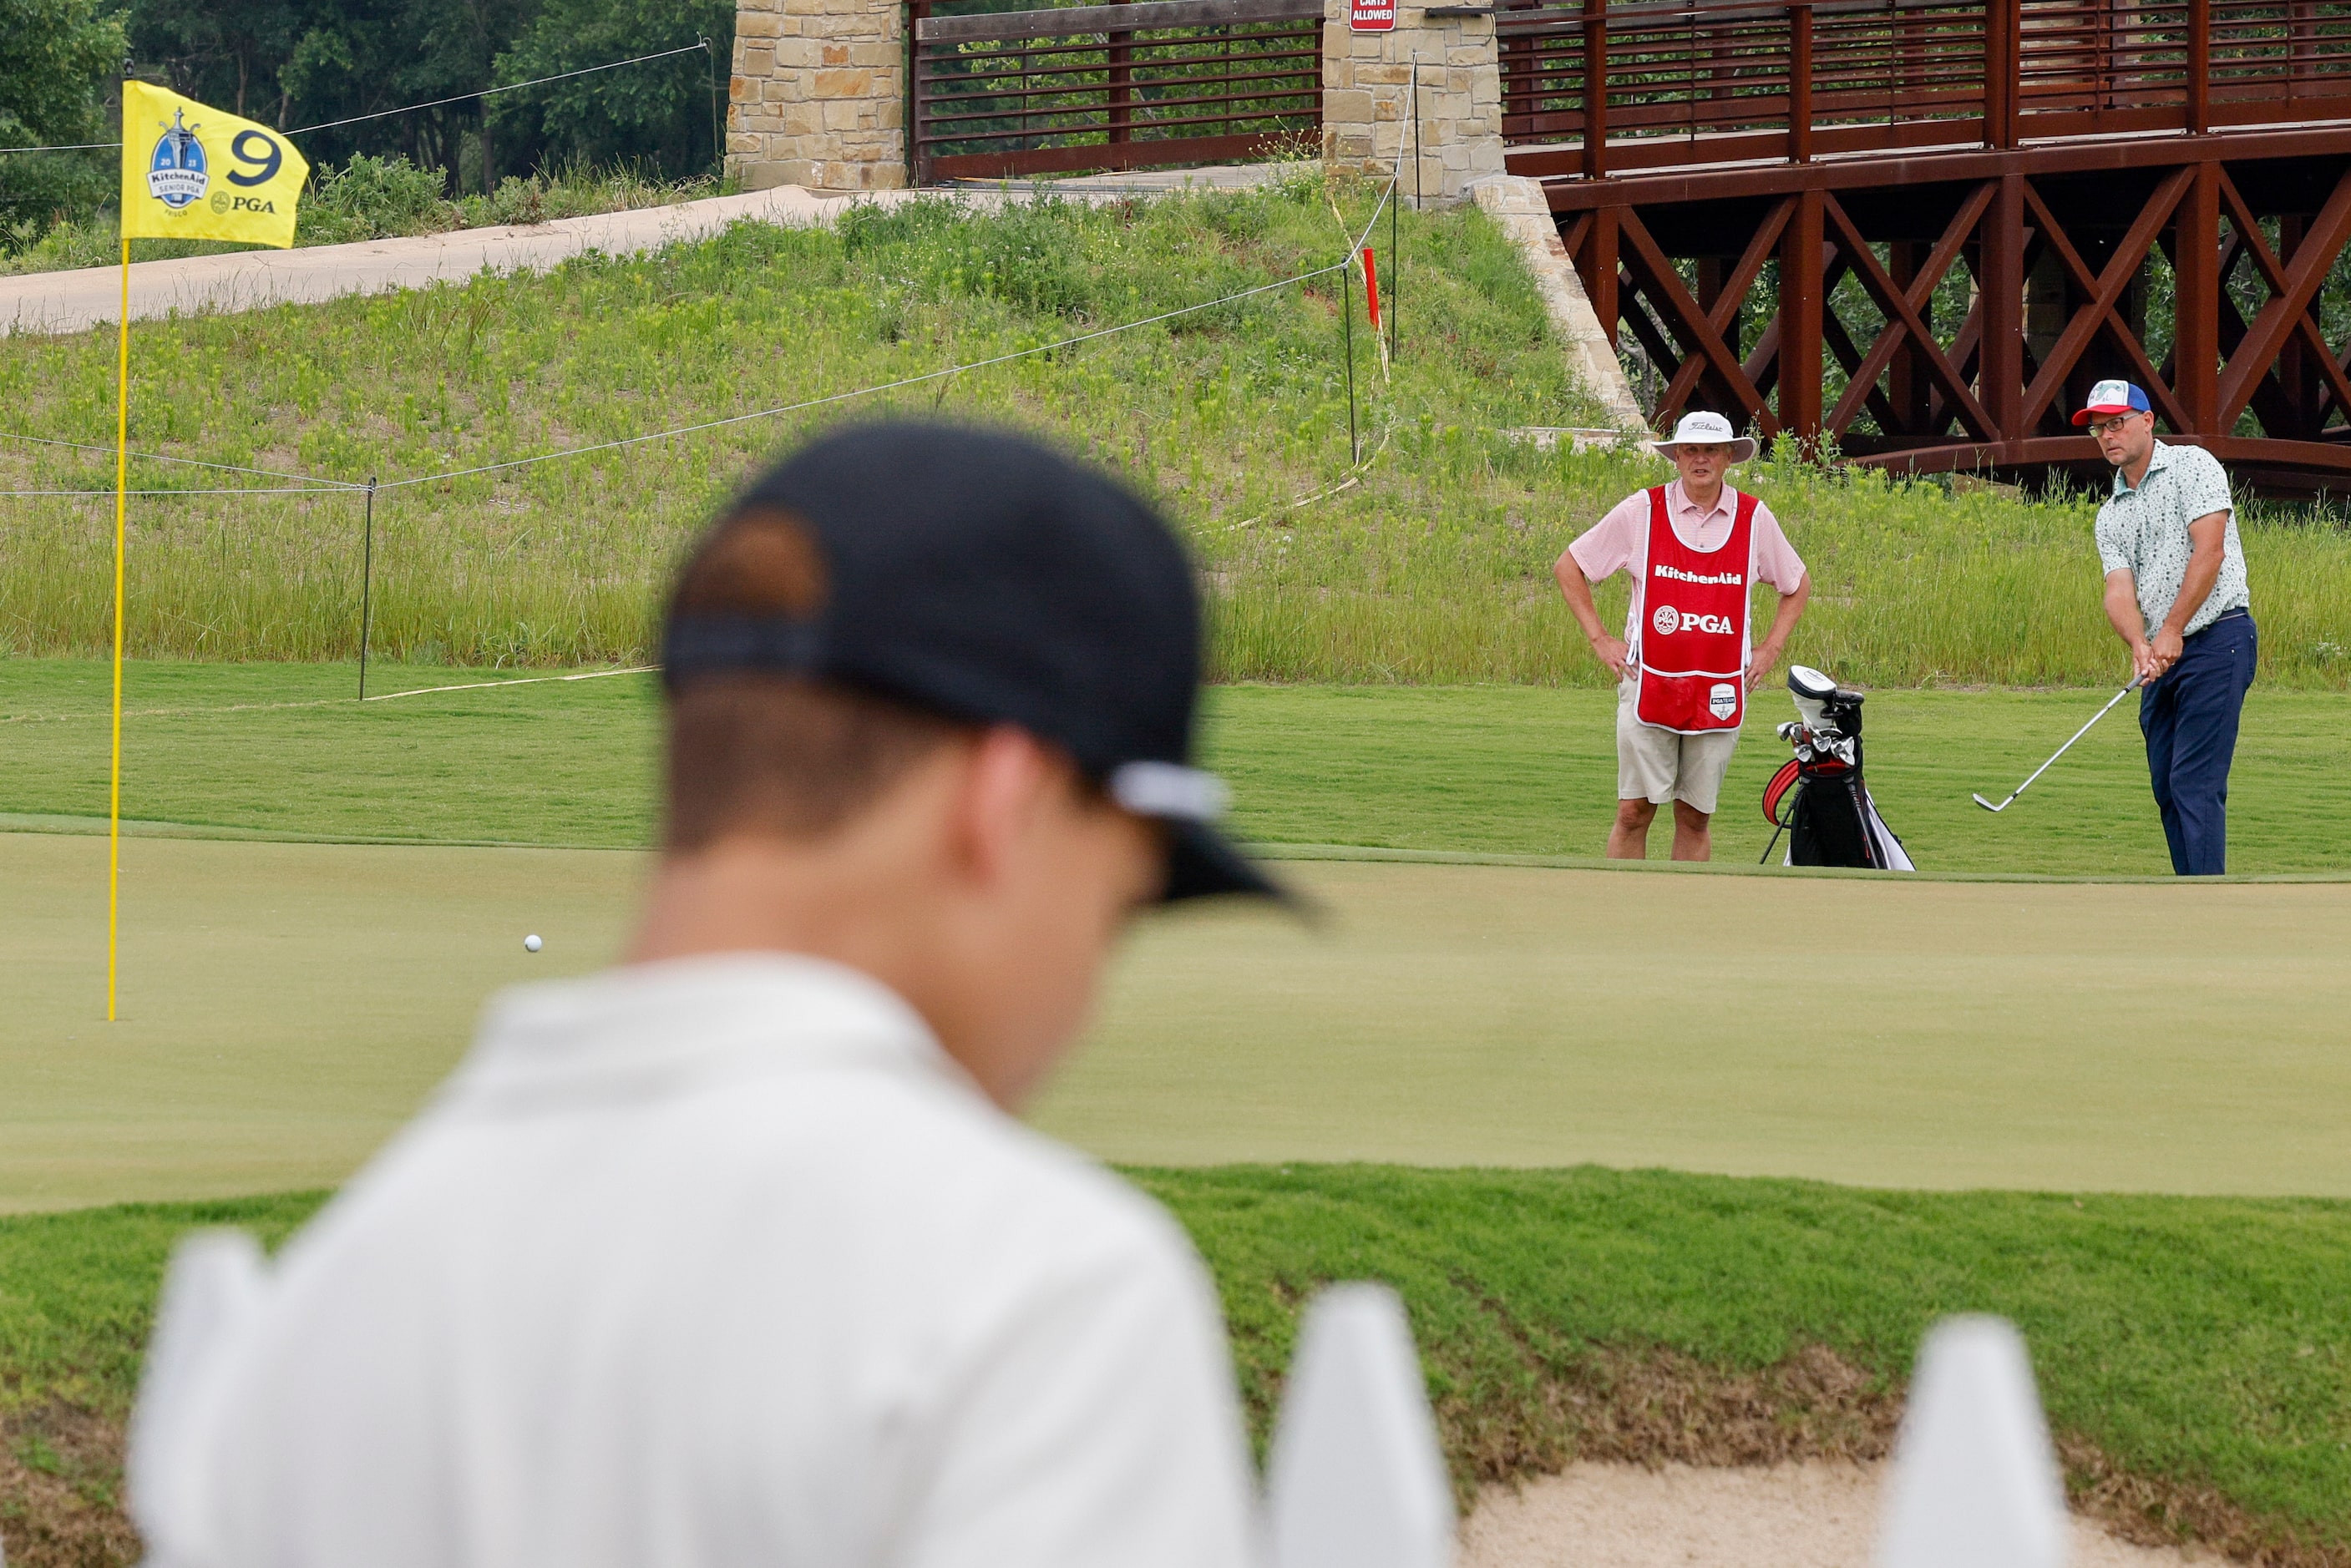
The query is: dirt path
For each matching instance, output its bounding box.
[1460,1462,2209,1566]
[0,165,1287,336]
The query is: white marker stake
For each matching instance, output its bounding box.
[1266,1284,1454,1568]
[1877,1316,2068,1568]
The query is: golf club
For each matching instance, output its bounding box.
[1973,677,2145,812]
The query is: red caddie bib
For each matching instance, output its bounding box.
[1634,484,1755,734]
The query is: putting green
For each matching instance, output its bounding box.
[3,832,636,1212]
[11,832,2349,1211]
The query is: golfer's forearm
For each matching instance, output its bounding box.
[2161,546,2225,636]
[2103,577,2146,645]
[1553,557,1609,643]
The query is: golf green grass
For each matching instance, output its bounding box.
[8,661,2351,1565]
[7,657,2351,874]
[10,831,2351,1210]
[6,1171,2348,1557]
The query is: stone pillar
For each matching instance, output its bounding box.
[727,0,908,192]
[1322,1,1505,207]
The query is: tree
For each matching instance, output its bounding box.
[491,0,733,180]
[0,0,124,231]
[125,0,314,123]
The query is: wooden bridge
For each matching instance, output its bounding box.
[1491,0,2351,488]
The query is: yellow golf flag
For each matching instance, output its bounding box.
[119,82,308,248]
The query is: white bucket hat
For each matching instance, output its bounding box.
[1649,409,1758,464]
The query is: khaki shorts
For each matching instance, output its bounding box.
[1616,677,1740,814]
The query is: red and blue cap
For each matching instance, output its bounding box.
[2073,379,2151,426]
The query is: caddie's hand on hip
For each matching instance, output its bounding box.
[1746,640,1783,691]
[1590,632,1631,682]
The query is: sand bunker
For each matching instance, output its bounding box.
[1460,1460,2209,1566]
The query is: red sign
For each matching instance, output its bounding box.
[1350,0,1395,29]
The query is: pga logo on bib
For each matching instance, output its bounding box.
[1652,604,1732,637]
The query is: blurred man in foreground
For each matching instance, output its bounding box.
[127,423,1280,1568]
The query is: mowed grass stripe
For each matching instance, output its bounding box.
[7,659,2351,876]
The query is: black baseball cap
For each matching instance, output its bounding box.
[661,421,1284,903]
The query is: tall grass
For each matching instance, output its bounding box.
[1213,432,2351,688]
[4,176,2351,685]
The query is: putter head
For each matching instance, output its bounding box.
[1972,792,2007,813]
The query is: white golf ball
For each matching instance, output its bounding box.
[524,934,543,953]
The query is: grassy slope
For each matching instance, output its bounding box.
[8,659,2351,874]
[0,180,1600,670]
[3,1174,2346,1560]
[5,181,2351,685]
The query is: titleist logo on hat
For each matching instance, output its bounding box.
[1670,411,1738,445]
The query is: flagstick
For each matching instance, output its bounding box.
[109,237,129,1022]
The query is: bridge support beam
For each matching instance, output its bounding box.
[2175,161,2223,432]
[1533,138,2351,493]
[1778,190,1824,450]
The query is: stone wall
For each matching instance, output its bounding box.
[1471,175,1649,429]
[725,0,1514,200]
[727,0,907,192]
[1321,0,1505,207]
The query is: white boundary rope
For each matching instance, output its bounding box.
[0,432,362,488]
[359,665,657,701]
[371,259,1358,492]
[2,664,658,725]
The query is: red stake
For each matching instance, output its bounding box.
[1361,246,1382,333]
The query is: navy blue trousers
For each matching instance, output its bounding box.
[2138,609,2257,876]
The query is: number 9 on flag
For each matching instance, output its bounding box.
[119,81,310,250]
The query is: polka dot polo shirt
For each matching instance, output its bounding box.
[2093,440,2250,638]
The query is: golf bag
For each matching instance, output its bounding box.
[1760,665,1914,870]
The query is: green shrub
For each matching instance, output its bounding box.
[298,154,459,245]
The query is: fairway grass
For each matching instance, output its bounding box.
[10,835,2351,1208]
[4,1172,2348,1565]
[7,658,2351,875]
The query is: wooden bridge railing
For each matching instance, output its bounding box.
[909,0,1322,184]
[1500,0,2351,175]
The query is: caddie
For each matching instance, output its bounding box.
[1554,410,1811,860]
[2080,379,2256,876]
[124,423,1280,1568]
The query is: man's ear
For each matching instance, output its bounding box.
[943,727,1057,890]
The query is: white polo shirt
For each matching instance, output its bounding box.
[128,954,1260,1568]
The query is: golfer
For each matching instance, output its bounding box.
[126,424,1280,1568]
[2080,380,2256,876]
[1554,410,1811,860]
